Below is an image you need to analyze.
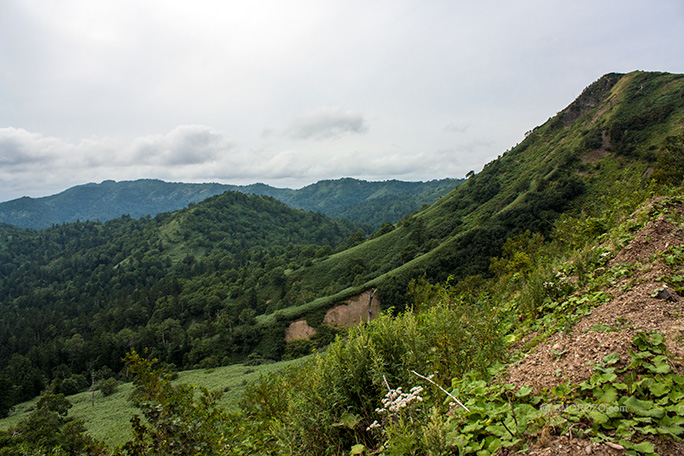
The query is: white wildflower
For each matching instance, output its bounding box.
[366,420,381,431]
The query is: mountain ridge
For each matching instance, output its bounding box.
[0,177,462,230]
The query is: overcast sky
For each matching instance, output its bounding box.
[1,0,683,201]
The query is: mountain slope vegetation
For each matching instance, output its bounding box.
[0,177,461,230]
[0,191,358,412]
[279,71,684,313]
[0,71,683,454]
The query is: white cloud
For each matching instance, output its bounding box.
[0,0,683,200]
[128,125,235,166]
[0,127,60,166]
[282,107,368,140]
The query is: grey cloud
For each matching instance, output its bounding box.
[0,128,55,165]
[284,107,368,140]
[129,125,235,165]
[443,122,470,134]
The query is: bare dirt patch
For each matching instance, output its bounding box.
[580,148,610,164]
[284,290,382,342]
[324,289,381,328]
[505,202,684,392]
[610,214,684,265]
[284,318,317,342]
[503,200,684,454]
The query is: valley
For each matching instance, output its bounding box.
[0,70,683,455]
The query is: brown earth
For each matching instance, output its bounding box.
[580,148,610,164]
[284,289,381,342]
[503,199,684,455]
[284,318,317,342]
[323,289,381,328]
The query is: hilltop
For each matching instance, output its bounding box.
[0,177,461,230]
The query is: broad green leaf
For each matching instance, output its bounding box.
[604,404,624,419]
[639,425,658,435]
[658,424,684,436]
[484,436,502,452]
[514,403,538,420]
[631,350,654,359]
[501,437,523,448]
[603,353,621,365]
[588,410,609,425]
[668,401,684,416]
[624,396,665,418]
[601,372,618,383]
[350,443,366,455]
[669,390,684,402]
[462,422,484,433]
[516,385,532,398]
[656,396,670,406]
[485,424,508,437]
[615,419,638,435]
[667,415,684,425]
[632,441,655,453]
[552,383,572,397]
[597,385,619,403]
[633,416,654,424]
[336,412,361,429]
[643,355,671,374]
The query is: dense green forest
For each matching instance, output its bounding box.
[0,192,359,413]
[0,177,461,230]
[1,70,684,454]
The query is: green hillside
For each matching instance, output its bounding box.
[0,191,357,414]
[270,71,684,314]
[0,70,683,454]
[0,177,461,230]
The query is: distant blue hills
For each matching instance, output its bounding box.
[0,178,462,230]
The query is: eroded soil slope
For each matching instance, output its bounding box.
[505,199,684,455]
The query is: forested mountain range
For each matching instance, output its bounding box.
[0,177,462,230]
[0,191,359,412]
[0,69,683,423]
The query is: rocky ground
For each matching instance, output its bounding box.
[504,200,684,455]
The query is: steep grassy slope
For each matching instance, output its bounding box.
[274,71,684,319]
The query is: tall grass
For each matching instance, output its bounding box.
[0,357,309,449]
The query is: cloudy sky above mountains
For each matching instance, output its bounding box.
[1,0,683,201]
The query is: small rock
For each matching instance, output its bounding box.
[655,288,677,302]
[605,441,624,450]
[585,444,593,454]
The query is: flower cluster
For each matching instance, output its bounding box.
[377,386,424,414]
[367,384,425,431]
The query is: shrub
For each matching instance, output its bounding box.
[252,280,507,454]
[99,377,119,396]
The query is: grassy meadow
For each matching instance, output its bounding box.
[0,356,309,448]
